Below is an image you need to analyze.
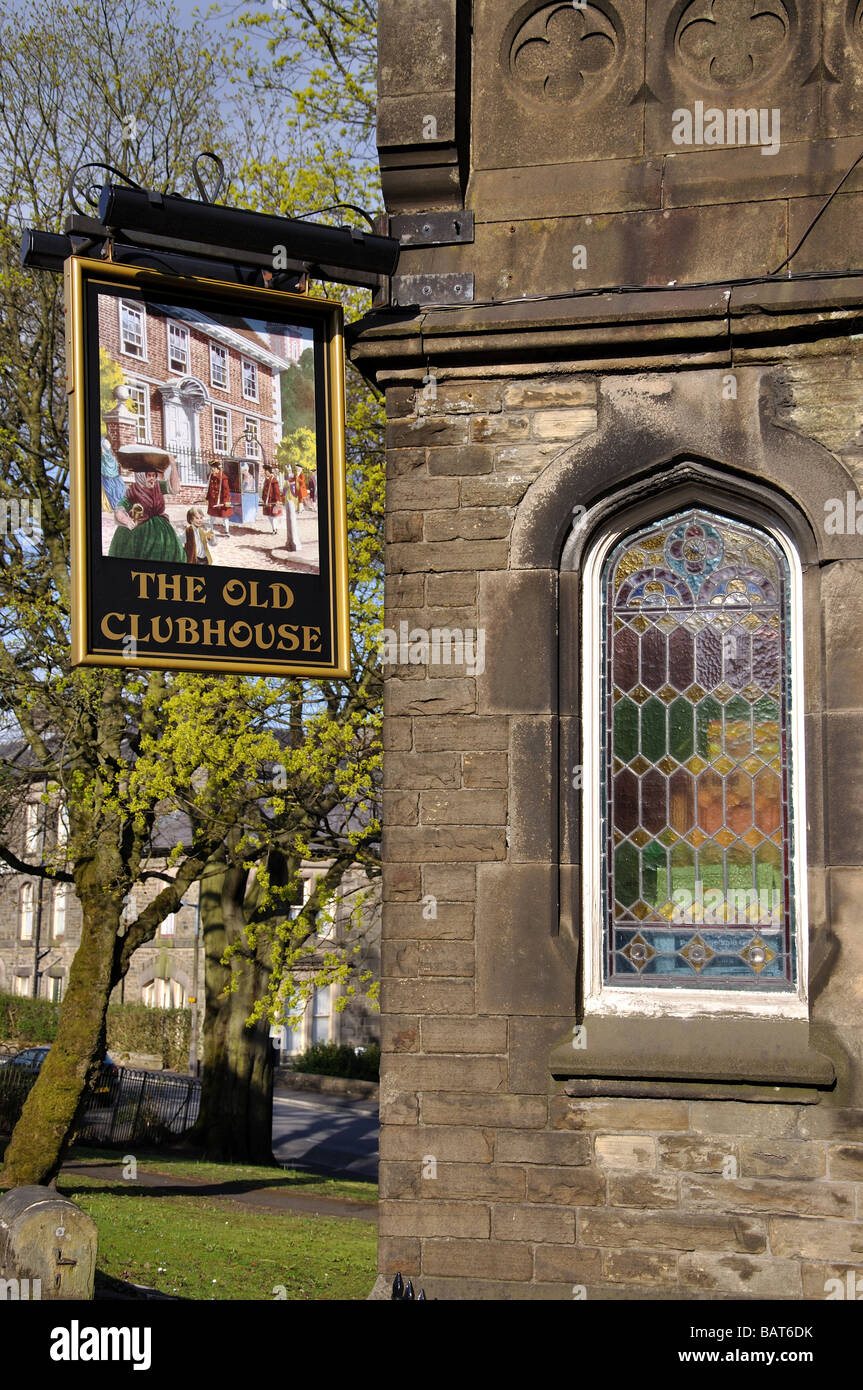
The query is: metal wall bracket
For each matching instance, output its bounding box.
[391,272,474,307]
[390,211,474,247]
[48,214,368,291]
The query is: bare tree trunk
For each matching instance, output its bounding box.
[193,859,276,1165]
[1,881,122,1186]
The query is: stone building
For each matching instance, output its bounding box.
[0,789,380,1065]
[352,0,863,1299]
[0,801,203,1013]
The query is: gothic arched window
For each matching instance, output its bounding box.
[582,504,806,1017]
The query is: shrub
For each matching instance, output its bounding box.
[0,993,191,1072]
[290,1041,380,1082]
[0,993,60,1043]
[105,1004,191,1072]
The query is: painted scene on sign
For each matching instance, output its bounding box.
[96,292,320,575]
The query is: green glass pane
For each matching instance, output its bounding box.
[641,697,666,762]
[670,842,696,867]
[755,841,782,887]
[726,695,750,722]
[615,842,639,908]
[669,697,694,762]
[752,695,781,764]
[753,695,779,723]
[696,840,723,891]
[696,696,722,759]
[614,698,638,764]
[669,842,695,898]
[643,840,666,907]
[727,841,754,891]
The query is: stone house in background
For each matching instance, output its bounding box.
[352,0,863,1300]
[0,787,380,1066]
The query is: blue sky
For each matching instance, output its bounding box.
[175,0,276,62]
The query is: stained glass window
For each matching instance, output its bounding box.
[601,508,796,990]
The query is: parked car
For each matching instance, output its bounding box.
[3,1045,50,1071]
[0,1046,118,1103]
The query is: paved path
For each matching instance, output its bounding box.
[60,1159,376,1222]
[271,1091,379,1181]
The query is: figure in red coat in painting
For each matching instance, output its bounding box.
[261,461,283,535]
[296,467,309,511]
[206,459,232,538]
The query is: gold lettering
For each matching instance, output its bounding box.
[156,573,185,602]
[223,579,245,606]
[277,624,300,652]
[221,579,294,611]
[128,613,140,640]
[101,612,127,640]
[201,619,226,646]
[254,623,276,649]
[130,571,155,600]
[302,625,322,653]
[186,576,206,604]
[151,616,174,644]
[175,617,200,644]
[271,583,294,610]
[228,621,253,648]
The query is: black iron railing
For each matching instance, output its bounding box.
[0,1051,200,1147]
[75,1067,201,1147]
[170,444,211,487]
[392,1272,427,1301]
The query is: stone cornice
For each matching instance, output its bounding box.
[348,274,863,385]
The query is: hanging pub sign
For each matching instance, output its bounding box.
[65,255,349,677]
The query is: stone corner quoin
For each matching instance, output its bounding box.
[354,0,863,1303]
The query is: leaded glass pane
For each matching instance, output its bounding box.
[601,509,795,989]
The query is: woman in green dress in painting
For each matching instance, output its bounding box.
[109,462,185,563]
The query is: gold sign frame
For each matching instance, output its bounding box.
[66,255,350,678]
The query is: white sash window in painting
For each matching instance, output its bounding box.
[244,418,260,459]
[212,407,230,454]
[168,321,190,374]
[210,342,229,390]
[242,357,258,401]
[119,299,146,358]
[127,382,150,443]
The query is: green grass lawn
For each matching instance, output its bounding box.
[62,1176,377,1300]
[1,1146,378,1300]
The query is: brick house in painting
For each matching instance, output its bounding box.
[98,294,303,487]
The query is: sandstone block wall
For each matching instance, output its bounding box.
[374,357,863,1300]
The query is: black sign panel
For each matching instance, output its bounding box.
[66,256,349,677]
